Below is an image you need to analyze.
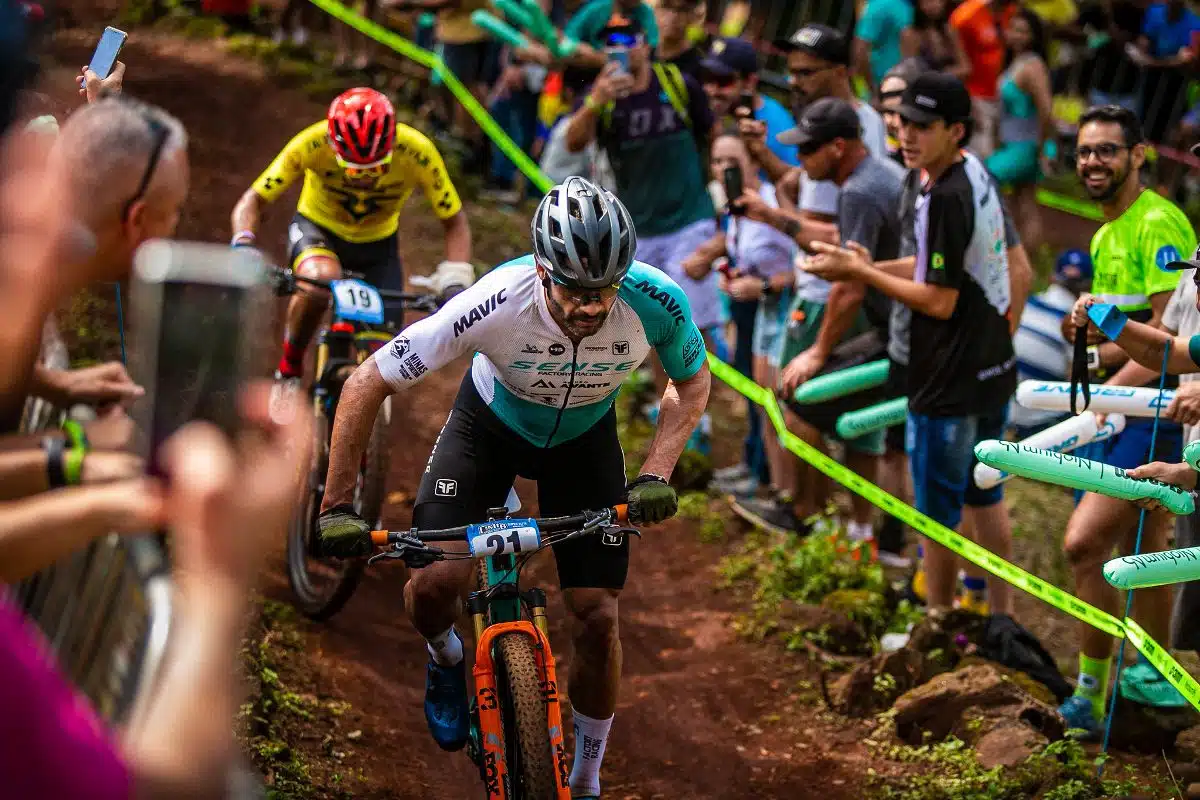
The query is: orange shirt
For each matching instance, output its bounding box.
[949,0,1011,100]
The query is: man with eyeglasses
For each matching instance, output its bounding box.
[1053,104,1195,737]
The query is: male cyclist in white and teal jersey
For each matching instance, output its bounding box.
[316,177,711,799]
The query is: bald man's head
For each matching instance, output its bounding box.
[53,96,189,281]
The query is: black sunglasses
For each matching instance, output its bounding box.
[121,110,170,222]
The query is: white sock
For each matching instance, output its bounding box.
[847,520,874,543]
[426,626,463,667]
[569,710,613,796]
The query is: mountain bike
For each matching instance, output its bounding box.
[368,505,638,800]
[271,267,446,621]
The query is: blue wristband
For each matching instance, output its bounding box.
[1087,302,1128,341]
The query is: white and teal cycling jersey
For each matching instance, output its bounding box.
[373,254,707,447]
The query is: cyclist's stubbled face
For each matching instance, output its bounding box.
[537,265,619,340]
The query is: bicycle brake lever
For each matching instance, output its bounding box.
[605,525,642,539]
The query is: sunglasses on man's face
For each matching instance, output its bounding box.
[122,111,170,223]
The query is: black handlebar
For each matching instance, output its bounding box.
[269,267,445,310]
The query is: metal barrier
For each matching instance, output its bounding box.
[10,319,174,728]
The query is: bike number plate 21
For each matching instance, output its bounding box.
[331,279,385,325]
[467,518,541,557]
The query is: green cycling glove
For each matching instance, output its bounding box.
[626,473,677,525]
[317,503,372,558]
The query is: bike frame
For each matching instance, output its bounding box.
[467,520,572,800]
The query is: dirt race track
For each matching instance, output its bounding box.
[40,4,1135,797]
[39,12,896,799]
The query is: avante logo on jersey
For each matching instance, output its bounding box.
[452,289,508,337]
[631,280,684,324]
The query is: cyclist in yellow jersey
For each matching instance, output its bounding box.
[1057,104,1194,737]
[231,87,474,380]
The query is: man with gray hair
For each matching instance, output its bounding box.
[0,95,188,434]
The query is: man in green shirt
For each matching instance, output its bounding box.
[1057,105,1195,737]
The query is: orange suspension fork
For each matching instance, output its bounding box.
[473,620,572,800]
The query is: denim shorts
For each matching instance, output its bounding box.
[907,410,1008,531]
[751,289,791,363]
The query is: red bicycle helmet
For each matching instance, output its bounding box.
[327,88,396,167]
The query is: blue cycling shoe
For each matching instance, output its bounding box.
[1057,695,1102,740]
[424,658,470,751]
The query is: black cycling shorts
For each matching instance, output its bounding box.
[287,213,406,327]
[413,373,631,590]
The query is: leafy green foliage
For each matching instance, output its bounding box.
[867,735,1152,800]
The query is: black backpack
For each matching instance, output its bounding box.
[978,613,1073,703]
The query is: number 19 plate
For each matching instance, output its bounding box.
[467,518,541,557]
[331,278,385,325]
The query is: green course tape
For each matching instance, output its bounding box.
[1122,617,1200,712]
[974,440,1195,516]
[302,0,1198,710]
[1105,546,1200,590]
[471,10,530,49]
[834,396,907,439]
[792,359,889,405]
[307,0,553,195]
[1036,189,1105,222]
[709,353,1127,638]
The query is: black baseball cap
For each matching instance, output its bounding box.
[778,97,861,149]
[776,23,849,66]
[699,36,758,78]
[896,72,971,125]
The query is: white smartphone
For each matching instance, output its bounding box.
[128,240,271,476]
[82,26,127,86]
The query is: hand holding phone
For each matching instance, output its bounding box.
[605,46,629,74]
[723,165,745,215]
[79,26,126,95]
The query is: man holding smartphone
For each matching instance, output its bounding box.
[563,20,721,340]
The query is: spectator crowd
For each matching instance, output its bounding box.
[6,0,1200,793]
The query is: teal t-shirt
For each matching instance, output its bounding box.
[564,0,660,49]
[855,0,914,87]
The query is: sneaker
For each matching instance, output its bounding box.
[1057,695,1102,740]
[1119,661,1190,708]
[730,496,803,536]
[877,549,912,569]
[424,659,470,751]
[713,463,751,482]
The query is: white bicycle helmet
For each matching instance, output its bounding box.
[531,176,637,289]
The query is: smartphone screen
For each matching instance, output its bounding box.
[88,26,126,80]
[130,242,268,477]
[606,47,629,73]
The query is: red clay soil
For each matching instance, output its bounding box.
[41,19,884,799]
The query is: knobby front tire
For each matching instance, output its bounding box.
[495,633,558,799]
